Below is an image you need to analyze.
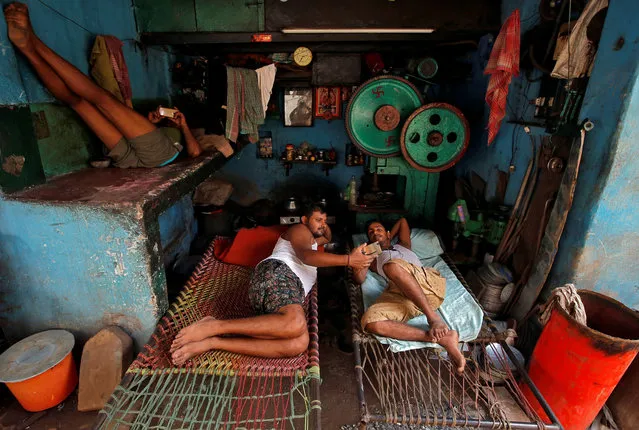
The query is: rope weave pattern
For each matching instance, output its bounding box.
[348,254,548,428]
[98,238,320,429]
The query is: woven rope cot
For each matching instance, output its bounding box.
[97,238,321,430]
[348,254,561,429]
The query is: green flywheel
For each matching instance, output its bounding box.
[400,103,470,172]
[346,76,423,158]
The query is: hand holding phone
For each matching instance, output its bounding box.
[158,107,179,118]
[363,242,382,256]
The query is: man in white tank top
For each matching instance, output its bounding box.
[353,218,465,373]
[171,203,374,364]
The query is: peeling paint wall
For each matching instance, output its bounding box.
[30,103,102,177]
[0,200,166,350]
[547,0,639,309]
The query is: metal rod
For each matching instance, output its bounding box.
[366,414,561,430]
[498,339,564,430]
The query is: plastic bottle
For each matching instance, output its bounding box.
[348,176,358,206]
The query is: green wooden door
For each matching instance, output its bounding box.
[0,106,45,193]
[195,0,264,32]
[134,0,263,32]
[135,0,197,32]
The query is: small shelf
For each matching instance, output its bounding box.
[281,159,337,176]
[347,203,408,214]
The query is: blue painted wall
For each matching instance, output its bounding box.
[454,0,548,206]
[0,0,172,105]
[159,194,197,267]
[0,0,173,181]
[216,115,365,204]
[0,200,167,349]
[547,0,639,309]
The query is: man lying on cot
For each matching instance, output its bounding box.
[170,203,375,364]
[4,2,202,168]
[353,218,466,373]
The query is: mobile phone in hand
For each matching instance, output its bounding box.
[158,107,179,118]
[363,242,382,256]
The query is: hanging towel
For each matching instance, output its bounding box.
[225,66,264,144]
[551,0,608,79]
[90,36,133,107]
[255,64,277,115]
[103,36,133,106]
[484,9,520,146]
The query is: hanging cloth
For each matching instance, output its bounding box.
[484,9,520,146]
[90,36,133,107]
[103,36,133,106]
[255,64,277,115]
[551,0,608,79]
[225,66,264,144]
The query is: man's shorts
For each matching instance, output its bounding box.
[248,259,305,314]
[361,259,446,329]
[108,128,182,168]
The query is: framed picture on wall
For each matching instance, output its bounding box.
[283,88,313,127]
[314,87,341,120]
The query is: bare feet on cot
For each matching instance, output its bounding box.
[170,316,217,352]
[435,330,466,374]
[171,337,217,366]
[4,2,35,51]
[428,319,449,342]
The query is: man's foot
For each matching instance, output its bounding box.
[427,319,449,342]
[171,316,217,352]
[171,337,217,366]
[437,330,466,374]
[4,3,34,51]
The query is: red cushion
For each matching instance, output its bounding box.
[219,225,288,267]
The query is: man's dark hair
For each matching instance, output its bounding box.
[302,202,327,219]
[365,219,386,232]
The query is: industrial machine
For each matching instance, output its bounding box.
[447,199,508,260]
[345,75,470,228]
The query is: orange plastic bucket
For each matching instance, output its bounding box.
[521,290,639,430]
[0,330,78,412]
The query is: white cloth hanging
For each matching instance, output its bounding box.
[551,0,608,79]
[255,64,277,115]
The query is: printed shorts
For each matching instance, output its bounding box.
[248,259,305,314]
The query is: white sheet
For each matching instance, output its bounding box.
[360,255,483,353]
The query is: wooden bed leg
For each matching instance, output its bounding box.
[358,421,367,430]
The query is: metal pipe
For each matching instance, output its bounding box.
[498,339,565,430]
[366,414,561,430]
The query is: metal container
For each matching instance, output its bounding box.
[521,290,639,429]
[285,197,299,213]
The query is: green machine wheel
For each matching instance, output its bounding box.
[346,76,424,158]
[400,103,470,172]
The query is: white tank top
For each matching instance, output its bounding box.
[265,236,318,296]
[376,244,422,281]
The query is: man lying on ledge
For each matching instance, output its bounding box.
[353,218,466,373]
[171,203,375,364]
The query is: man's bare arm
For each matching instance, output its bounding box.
[390,217,411,249]
[288,225,372,269]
